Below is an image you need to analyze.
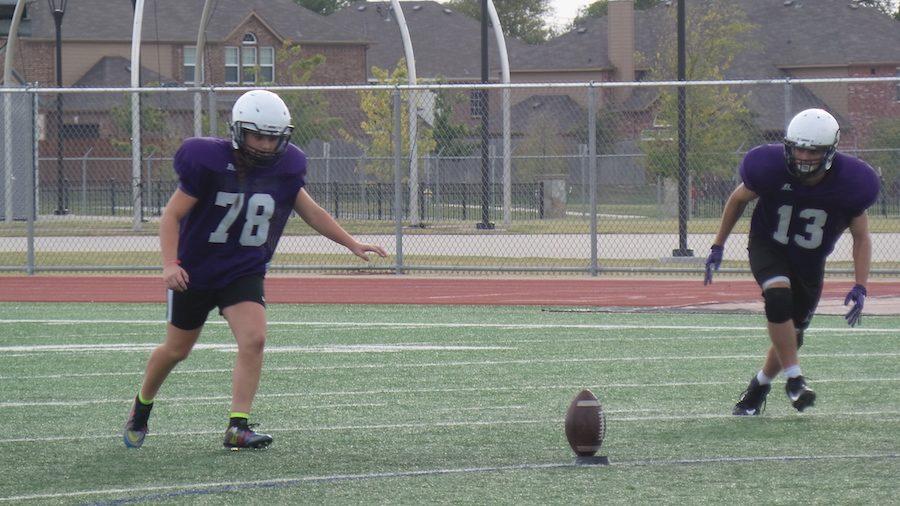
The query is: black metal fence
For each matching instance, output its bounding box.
[35,177,900,222]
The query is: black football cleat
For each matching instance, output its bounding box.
[223,424,273,450]
[123,397,153,448]
[732,376,770,416]
[785,375,816,412]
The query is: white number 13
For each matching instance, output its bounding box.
[208,192,275,246]
[773,204,827,249]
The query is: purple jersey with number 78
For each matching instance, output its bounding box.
[173,137,307,289]
[739,144,879,277]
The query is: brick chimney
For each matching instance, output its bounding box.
[608,0,635,102]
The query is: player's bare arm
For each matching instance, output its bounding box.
[293,188,387,261]
[159,188,198,291]
[848,212,872,288]
[713,183,758,247]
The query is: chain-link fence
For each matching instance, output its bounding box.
[1,78,898,275]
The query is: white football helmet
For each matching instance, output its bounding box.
[230,90,294,165]
[783,108,840,180]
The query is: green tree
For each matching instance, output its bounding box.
[291,0,362,16]
[347,62,436,182]
[570,109,624,154]
[571,0,663,26]
[431,85,475,158]
[640,5,757,179]
[865,117,900,187]
[445,0,553,44]
[262,40,342,148]
[109,86,183,159]
[516,115,569,182]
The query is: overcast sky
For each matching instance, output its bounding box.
[546,0,595,30]
[424,0,596,32]
[428,1,899,32]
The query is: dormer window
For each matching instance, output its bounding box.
[225,33,274,84]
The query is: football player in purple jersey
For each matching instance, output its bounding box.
[124,90,387,450]
[703,108,879,416]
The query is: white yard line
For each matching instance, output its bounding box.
[0,318,898,333]
[0,342,515,354]
[1,339,899,361]
[5,356,900,381]
[0,450,896,503]
[2,411,900,446]
[3,377,899,408]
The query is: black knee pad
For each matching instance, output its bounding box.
[763,287,793,323]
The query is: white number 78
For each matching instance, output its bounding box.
[208,192,275,247]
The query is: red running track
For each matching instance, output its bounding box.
[1,276,898,307]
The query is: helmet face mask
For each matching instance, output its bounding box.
[783,108,840,181]
[232,123,292,165]
[230,90,294,166]
[785,145,828,178]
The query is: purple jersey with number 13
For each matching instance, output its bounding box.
[739,144,879,277]
[173,137,307,289]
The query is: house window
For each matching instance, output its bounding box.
[183,46,196,84]
[260,47,275,83]
[225,35,275,85]
[225,47,239,84]
[242,46,257,84]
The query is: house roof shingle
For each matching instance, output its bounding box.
[509,19,612,72]
[329,1,530,81]
[513,0,898,130]
[25,0,363,44]
[65,56,193,111]
[514,0,899,75]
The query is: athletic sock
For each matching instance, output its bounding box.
[755,370,772,386]
[130,394,153,427]
[137,392,154,406]
[229,412,250,429]
[783,364,802,379]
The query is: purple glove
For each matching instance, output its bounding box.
[704,245,723,285]
[844,284,866,327]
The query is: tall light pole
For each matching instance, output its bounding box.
[48,0,67,215]
[476,0,493,229]
[672,0,691,256]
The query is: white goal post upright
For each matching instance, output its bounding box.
[2,0,27,224]
[130,0,146,231]
[389,0,420,226]
[485,0,511,226]
[194,0,214,137]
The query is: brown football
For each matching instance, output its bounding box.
[564,389,606,456]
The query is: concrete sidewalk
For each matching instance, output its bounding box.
[2,233,897,262]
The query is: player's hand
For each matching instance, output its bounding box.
[163,261,189,291]
[704,245,724,285]
[843,283,866,327]
[350,242,388,262]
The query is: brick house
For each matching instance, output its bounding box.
[1,0,366,162]
[509,0,900,146]
[0,0,897,186]
[2,0,367,87]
